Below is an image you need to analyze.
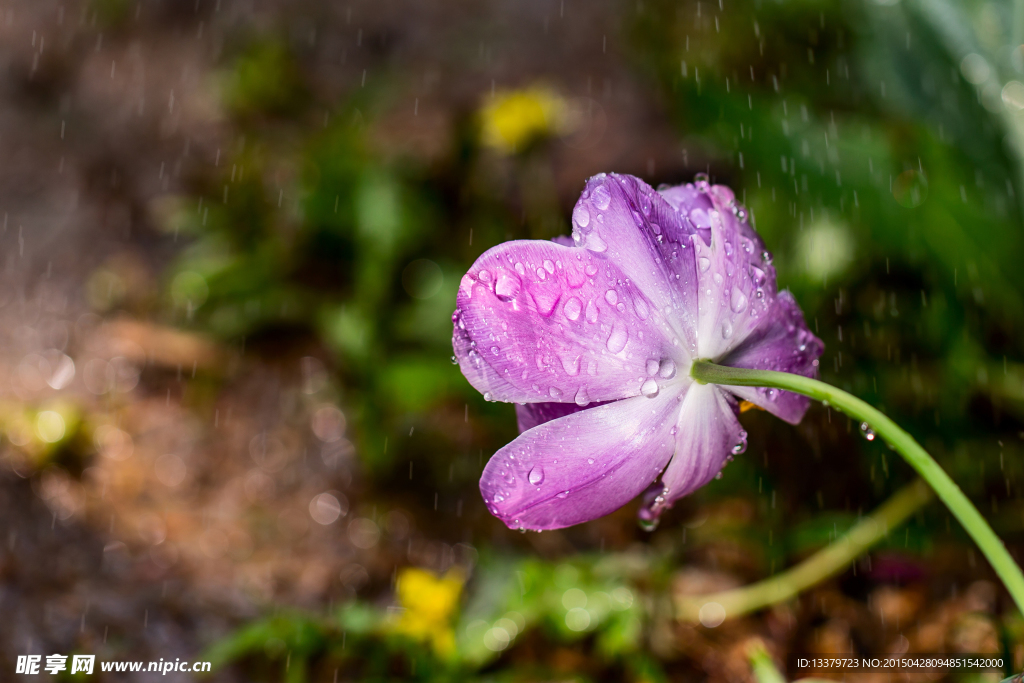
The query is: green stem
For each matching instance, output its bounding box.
[677,479,932,621]
[690,359,1024,615]
[746,639,787,683]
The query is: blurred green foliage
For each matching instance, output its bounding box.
[630,0,1024,522]
[207,553,662,682]
[224,40,307,117]
[88,0,133,29]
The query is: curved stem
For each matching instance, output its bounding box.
[677,479,933,622]
[690,359,1024,615]
[746,639,787,683]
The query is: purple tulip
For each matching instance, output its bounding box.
[452,173,823,530]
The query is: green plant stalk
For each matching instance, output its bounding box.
[746,639,787,683]
[677,479,932,621]
[690,359,1024,615]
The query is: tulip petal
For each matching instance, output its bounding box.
[515,401,610,433]
[481,390,682,530]
[662,181,823,418]
[719,290,824,424]
[643,382,745,519]
[571,174,703,355]
[678,183,781,360]
[453,239,675,405]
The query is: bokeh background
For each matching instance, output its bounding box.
[2,0,1024,680]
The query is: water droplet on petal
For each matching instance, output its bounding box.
[658,359,677,379]
[699,257,711,273]
[530,288,561,316]
[478,270,492,282]
[641,379,659,397]
[515,262,526,276]
[495,271,521,301]
[606,323,628,353]
[574,387,590,406]
[573,204,591,229]
[749,265,766,286]
[536,267,547,280]
[549,386,564,400]
[592,183,612,210]
[634,297,650,320]
[646,359,660,376]
[543,260,556,274]
[563,296,582,321]
[586,234,608,253]
[560,354,581,376]
[638,517,659,531]
[730,287,748,313]
[585,299,599,324]
[605,289,618,305]
[556,490,570,499]
[450,355,459,365]
[585,263,598,276]
[721,321,733,338]
[638,483,667,530]
[528,467,544,486]
[732,430,748,454]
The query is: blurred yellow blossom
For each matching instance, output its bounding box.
[480,86,569,154]
[391,567,465,656]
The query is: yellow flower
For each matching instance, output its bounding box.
[392,567,464,657]
[480,86,569,154]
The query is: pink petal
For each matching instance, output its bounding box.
[515,401,610,433]
[720,290,823,424]
[572,174,703,356]
[661,179,823,422]
[682,182,779,360]
[481,390,683,530]
[453,239,674,405]
[641,382,745,521]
